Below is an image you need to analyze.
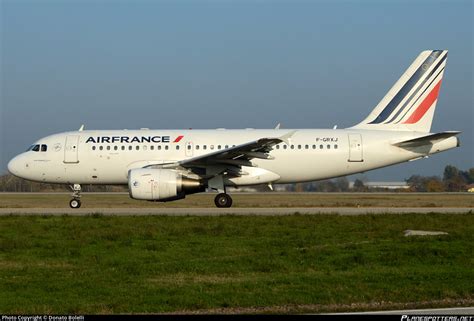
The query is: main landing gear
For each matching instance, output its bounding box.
[69,184,82,209]
[208,175,233,208]
[214,193,233,208]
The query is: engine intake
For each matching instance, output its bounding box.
[128,168,204,201]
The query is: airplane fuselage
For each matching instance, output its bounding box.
[8,128,458,186]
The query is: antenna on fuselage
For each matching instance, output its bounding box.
[78,124,85,131]
[274,123,281,130]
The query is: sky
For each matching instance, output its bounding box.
[1,0,472,181]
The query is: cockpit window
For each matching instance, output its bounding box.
[27,144,47,152]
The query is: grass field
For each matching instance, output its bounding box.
[0,192,472,208]
[0,213,473,314]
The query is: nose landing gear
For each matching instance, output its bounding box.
[69,184,82,208]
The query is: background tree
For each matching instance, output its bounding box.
[353,179,366,192]
[443,165,467,191]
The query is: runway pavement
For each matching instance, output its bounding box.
[0,207,472,216]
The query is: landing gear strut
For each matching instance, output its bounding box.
[214,193,233,208]
[69,184,82,208]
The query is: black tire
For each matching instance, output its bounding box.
[70,199,81,209]
[214,193,233,208]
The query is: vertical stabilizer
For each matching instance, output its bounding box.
[352,50,447,132]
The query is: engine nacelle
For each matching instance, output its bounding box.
[128,168,204,201]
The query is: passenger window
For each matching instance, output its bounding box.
[320,145,323,149]
[187,145,191,150]
[312,145,316,149]
[158,145,162,150]
[107,146,111,150]
[176,145,180,150]
[334,144,338,149]
[290,145,294,149]
[327,144,331,149]
[150,146,154,150]
[99,146,103,151]
[121,146,125,151]
[297,145,301,149]
[203,145,207,150]
[276,145,280,149]
[92,146,96,151]
[128,146,133,150]
[217,145,221,150]
[165,145,169,150]
[196,145,200,150]
[283,145,287,150]
[210,145,214,150]
[136,146,140,150]
[305,144,309,149]
[143,146,147,151]
[114,146,118,151]
[225,145,229,149]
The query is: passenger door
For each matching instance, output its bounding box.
[348,134,363,162]
[64,135,80,163]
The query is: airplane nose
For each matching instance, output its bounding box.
[7,156,21,177]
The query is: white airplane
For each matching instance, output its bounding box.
[7,50,460,208]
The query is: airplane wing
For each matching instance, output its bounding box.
[154,130,296,175]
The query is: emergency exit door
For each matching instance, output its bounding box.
[64,135,80,163]
[348,134,363,162]
[185,142,193,157]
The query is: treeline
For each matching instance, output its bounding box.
[284,165,473,192]
[0,165,472,193]
[405,165,474,192]
[0,175,127,192]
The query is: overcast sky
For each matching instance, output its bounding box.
[1,0,472,181]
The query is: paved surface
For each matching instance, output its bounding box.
[0,207,472,216]
[332,306,474,315]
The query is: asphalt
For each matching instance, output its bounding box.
[0,207,472,216]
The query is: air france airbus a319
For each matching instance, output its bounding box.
[8,50,460,208]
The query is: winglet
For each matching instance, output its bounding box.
[278,130,297,145]
[78,124,85,131]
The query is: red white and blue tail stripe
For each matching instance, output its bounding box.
[352,50,447,133]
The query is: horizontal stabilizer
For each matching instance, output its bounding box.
[393,131,460,147]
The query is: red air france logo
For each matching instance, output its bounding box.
[173,135,184,143]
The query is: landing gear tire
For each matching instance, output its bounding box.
[214,193,233,208]
[70,199,81,209]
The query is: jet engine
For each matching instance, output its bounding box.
[128,168,204,201]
